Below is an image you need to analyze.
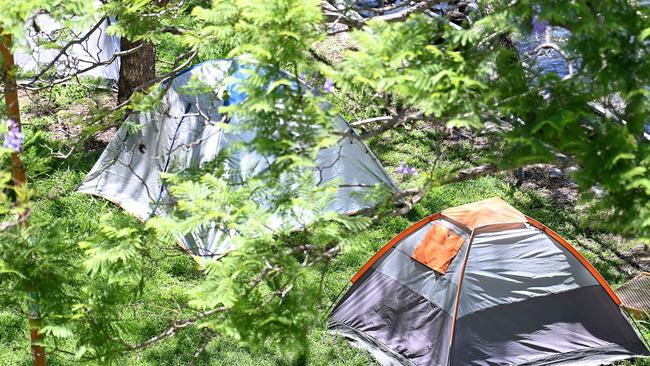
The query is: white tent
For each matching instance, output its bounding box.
[15,15,120,81]
[78,59,398,257]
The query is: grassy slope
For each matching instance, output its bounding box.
[1,82,649,365]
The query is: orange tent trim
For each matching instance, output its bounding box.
[351,213,441,283]
[351,200,620,308]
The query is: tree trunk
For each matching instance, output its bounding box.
[1,33,43,366]
[117,38,156,104]
[0,34,27,186]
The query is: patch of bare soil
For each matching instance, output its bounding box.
[47,120,83,141]
[48,99,118,148]
[511,165,650,274]
[82,93,119,152]
[447,127,490,149]
[634,246,650,267]
[67,101,92,117]
[20,86,119,153]
[84,126,117,153]
[508,164,580,208]
[430,125,577,208]
[94,127,117,144]
[18,90,57,118]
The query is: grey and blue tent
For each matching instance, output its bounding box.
[78,59,398,258]
[330,197,649,365]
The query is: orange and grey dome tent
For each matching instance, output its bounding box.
[329,197,649,365]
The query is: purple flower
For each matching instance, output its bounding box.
[532,15,548,36]
[406,166,418,176]
[323,78,335,93]
[3,119,24,152]
[396,162,418,176]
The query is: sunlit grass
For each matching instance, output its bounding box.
[1,64,647,365]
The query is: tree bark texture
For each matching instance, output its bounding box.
[117,38,156,103]
[1,33,43,366]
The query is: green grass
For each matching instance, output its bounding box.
[3,132,646,365]
[1,77,648,365]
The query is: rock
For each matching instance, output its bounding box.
[548,167,562,178]
[590,185,606,198]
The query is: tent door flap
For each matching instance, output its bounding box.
[411,223,464,274]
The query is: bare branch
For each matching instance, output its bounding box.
[21,17,108,86]
[350,115,394,127]
[533,28,574,80]
[359,111,423,138]
[128,306,226,351]
[189,329,216,366]
[19,44,144,91]
[109,47,199,112]
[370,0,445,22]
[322,0,445,32]
[448,163,498,183]
[357,0,418,14]
[41,47,199,160]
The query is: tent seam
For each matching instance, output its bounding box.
[377,247,462,317]
[512,342,647,366]
[458,283,597,319]
[446,228,476,366]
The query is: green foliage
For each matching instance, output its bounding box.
[1,101,649,364]
[336,15,489,127]
[144,0,380,352]
[498,1,650,241]
[2,0,650,363]
[335,0,650,242]
[50,79,105,109]
[0,0,96,46]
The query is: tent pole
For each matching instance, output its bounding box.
[324,281,351,318]
[1,31,45,366]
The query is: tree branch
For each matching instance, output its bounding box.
[127,306,226,351]
[19,44,145,91]
[360,111,422,138]
[20,17,108,86]
[189,329,216,366]
[350,115,394,127]
[322,0,445,31]
[533,28,574,80]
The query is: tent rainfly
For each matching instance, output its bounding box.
[330,197,650,365]
[78,59,398,258]
[15,15,120,80]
